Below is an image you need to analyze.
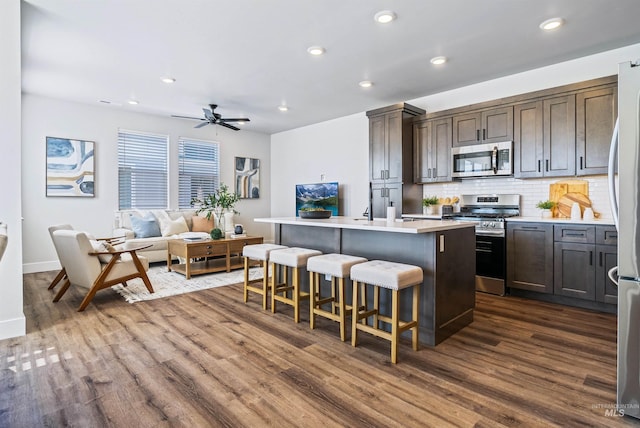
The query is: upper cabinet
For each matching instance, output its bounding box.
[413,117,452,183]
[452,106,513,147]
[576,86,618,176]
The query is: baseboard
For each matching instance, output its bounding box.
[0,315,26,340]
[23,260,60,274]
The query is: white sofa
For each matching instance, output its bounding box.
[113,209,216,263]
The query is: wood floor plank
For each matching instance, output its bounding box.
[0,271,638,427]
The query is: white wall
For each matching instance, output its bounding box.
[0,0,25,340]
[22,94,272,273]
[271,43,640,219]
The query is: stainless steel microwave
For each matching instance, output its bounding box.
[451,141,513,178]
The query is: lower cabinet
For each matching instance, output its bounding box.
[507,222,617,307]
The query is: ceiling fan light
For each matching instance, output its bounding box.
[307,46,325,56]
[161,77,176,83]
[539,17,564,31]
[359,80,373,88]
[127,99,139,105]
[374,10,397,24]
[278,105,289,112]
[430,56,447,65]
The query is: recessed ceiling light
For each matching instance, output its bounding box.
[374,10,397,24]
[430,56,447,65]
[307,46,325,56]
[359,80,373,88]
[278,105,289,112]
[127,99,139,105]
[539,17,564,31]
[161,77,176,83]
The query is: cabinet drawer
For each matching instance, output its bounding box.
[554,225,595,243]
[189,242,228,258]
[228,237,263,254]
[596,225,617,245]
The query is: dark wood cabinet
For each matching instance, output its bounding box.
[506,222,554,293]
[514,101,543,178]
[367,103,425,218]
[576,86,618,176]
[595,226,618,304]
[543,95,576,177]
[554,240,596,300]
[413,117,452,183]
[453,106,513,147]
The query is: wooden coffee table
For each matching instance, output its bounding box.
[167,236,263,279]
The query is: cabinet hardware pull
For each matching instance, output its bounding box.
[589,251,593,266]
[565,232,585,237]
[432,167,437,178]
[428,168,431,178]
[483,128,486,140]
[538,160,541,173]
[580,156,583,170]
[599,251,603,267]
[546,159,549,172]
[476,129,480,141]
[522,226,538,229]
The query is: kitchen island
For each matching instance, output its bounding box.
[254,216,476,346]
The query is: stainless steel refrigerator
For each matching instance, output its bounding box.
[610,60,640,420]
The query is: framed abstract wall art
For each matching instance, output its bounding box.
[46,136,95,197]
[235,157,260,199]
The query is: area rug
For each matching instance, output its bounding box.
[112,265,263,303]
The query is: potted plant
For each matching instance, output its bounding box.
[422,196,440,215]
[536,200,555,218]
[191,183,240,233]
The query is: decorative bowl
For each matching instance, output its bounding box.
[299,210,332,219]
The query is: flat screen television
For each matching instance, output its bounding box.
[295,182,339,216]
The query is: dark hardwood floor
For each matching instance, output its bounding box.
[1,270,638,427]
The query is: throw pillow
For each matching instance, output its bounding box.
[161,216,189,236]
[191,215,215,233]
[130,214,161,238]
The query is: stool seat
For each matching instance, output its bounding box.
[307,253,368,278]
[243,243,287,260]
[308,253,368,341]
[243,244,288,310]
[350,260,423,290]
[270,247,322,267]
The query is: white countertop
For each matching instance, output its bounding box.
[507,216,615,226]
[254,216,475,234]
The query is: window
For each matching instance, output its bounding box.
[117,130,168,209]
[178,138,220,208]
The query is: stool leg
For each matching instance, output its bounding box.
[310,271,317,330]
[271,262,277,313]
[412,284,420,351]
[373,285,380,329]
[261,259,269,310]
[293,267,300,323]
[243,257,250,303]
[351,280,359,347]
[391,289,400,364]
[360,283,368,325]
[331,277,337,315]
[338,277,346,341]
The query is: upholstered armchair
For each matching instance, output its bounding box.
[47,224,74,290]
[51,229,154,311]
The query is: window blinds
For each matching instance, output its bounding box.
[178,138,220,209]
[117,130,168,209]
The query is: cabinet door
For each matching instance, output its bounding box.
[431,117,452,182]
[506,223,554,293]
[369,115,387,182]
[370,182,402,218]
[543,95,576,177]
[386,111,404,182]
[514,101,543,178]
[596,244,618,304]
[576,86,618,176]
[453,113,481,147]
[553,242,596,300]
[482,106,513,143]
[413,120,430,183]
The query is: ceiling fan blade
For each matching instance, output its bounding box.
[202,108,214,120]
[219,122,240,131]
[171,114,206,121]
[194,121,210,129]
[219,118,250,123]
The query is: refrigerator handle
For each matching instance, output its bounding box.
[608,266,619,287]
[608,117,619,232]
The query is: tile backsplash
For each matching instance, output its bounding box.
[422,175,615,219]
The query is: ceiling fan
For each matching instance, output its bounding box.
[172,104,250,131]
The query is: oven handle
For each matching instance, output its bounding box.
[475,230,505,237]
[492,146,498,174]
[475,248,493,253]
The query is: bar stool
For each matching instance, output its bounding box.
[270,247,322,323]
[242,243,288,310]
[350,260,422,364]
[307,253,368,341]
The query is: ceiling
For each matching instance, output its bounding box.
[21,0,640,135]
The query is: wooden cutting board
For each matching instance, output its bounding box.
[549,179,589,217]
[557,192,592,218]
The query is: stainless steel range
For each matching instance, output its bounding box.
[444,194,520,295]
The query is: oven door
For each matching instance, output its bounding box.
[475,232,506,295]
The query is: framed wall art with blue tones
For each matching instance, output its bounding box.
[295,182,339,216]
[46,136,95,197]
[235,157,260,199]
